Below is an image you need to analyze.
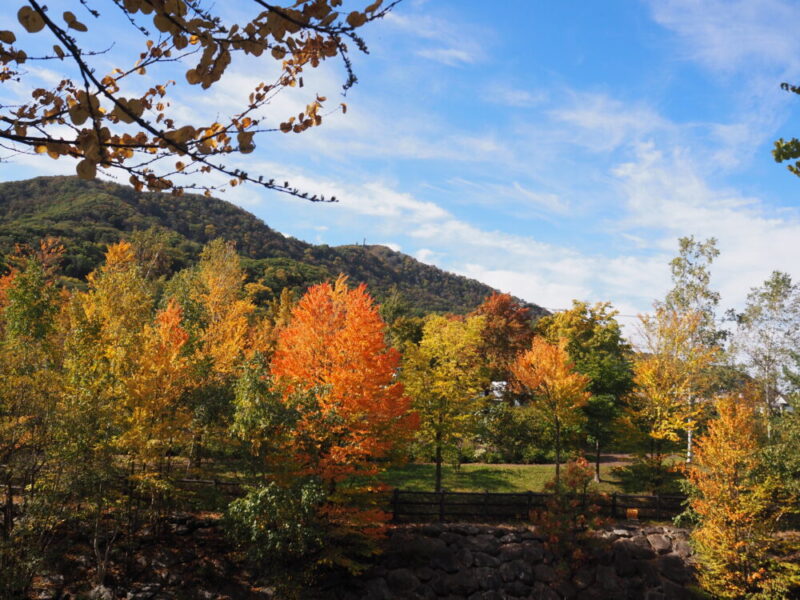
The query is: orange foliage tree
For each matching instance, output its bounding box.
[471,292,534,383]
[513,337,591,488]
[271,275,416,484]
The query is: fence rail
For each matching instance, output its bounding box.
[389,489,688,523]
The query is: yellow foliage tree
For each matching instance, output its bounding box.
[193,239,256,374]
[626,308,719,464]
[689,394,785,599]
[117,299,192,495]
[403,314,489,492]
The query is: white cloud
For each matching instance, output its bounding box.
[417,48,478,66]
[379,242,402,252]
[384,11,486,67]
[610,142,800,311]
[648,0,800,76]
[483,85,547,108]
[447,177,569,217]
[550,92,669,152]
[415,248,438,264]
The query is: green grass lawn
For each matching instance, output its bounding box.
[381,462,624,494]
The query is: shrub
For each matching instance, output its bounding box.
[225,479,326,565]
[533,458,605,567]
[612,454,683,495]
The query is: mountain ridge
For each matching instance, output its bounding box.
[0,176,546,316]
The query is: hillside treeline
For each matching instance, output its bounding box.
[0,176,540,316]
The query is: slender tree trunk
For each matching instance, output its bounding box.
[435,410,444,493]
[765,379,772,441]
[554,419,561,490]
[654,438,663,494]
[686,426,693,464]
[434,434,443,493]
[2,481,12,541]
[686,396,694,464]
[188,433,202,468]
[594,438,601,483]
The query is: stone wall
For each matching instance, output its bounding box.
[347,523,697,600]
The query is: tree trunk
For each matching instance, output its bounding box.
[594,438,601,482]
[686,426,693,464]
[2,481,12,541]
[686,396,694,464]
[554,419,561,491]
[434,435,443,493]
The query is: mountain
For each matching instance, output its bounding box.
[0,176,546,316]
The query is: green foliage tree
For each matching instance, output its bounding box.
[662,236,722,344]
[773,82,800,177]
[732,271,800,422]
[536,300,633,480]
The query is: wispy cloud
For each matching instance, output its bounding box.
[417,48,479,67]
[648,0,800,76]
[383,11,487,66]
[550,92,670,152]
[483,84,548,108]
[447,177,570,217]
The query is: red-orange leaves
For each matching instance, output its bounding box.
[471,292,533,380]
[271,276,415,482]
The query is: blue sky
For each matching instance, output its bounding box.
[2,0,800,330]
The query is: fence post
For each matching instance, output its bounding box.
[439,491,445,522]
[611,493,617,519]
[656,494,661,521]
[391,488,399,522]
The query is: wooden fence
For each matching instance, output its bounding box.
[389,489,688,523]
[168,481,689,523]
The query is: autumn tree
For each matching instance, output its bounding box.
[625,308,718,486]
[470,292,534,383]
[176,239,260,465]
[0,245,65,597]
[688,394,791,599]
[536,300,633,481]
[271,275,415,485]
[662,236,722,346]
[402,314,488,492]
[59,240,160,584]
[659,236,725,463]
[1,0,398,197]
[115,299,193,512]
[512,338,591,489]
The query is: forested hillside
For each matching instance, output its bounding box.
[0,176,544,315]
